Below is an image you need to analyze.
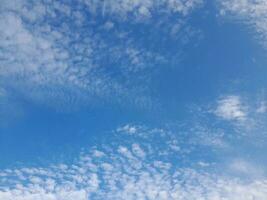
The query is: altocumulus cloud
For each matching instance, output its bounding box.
[2,1,267,199]
[0,124,267,200]
[0,0,202,109]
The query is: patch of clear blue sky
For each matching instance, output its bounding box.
[0,1,267,170]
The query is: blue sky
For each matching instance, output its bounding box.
[1,0,267,199]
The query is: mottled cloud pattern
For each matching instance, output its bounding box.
[1,124,267,200]
[0,0,202,109]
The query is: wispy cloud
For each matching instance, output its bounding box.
[211,94,267,134]
[228,158,265,178]
[257,100,267,113]
[219,0,267,47]
[214,95,247,121]
[0,0,202,110]
[81,0,203,20]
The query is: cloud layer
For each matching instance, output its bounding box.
[0,0,202,109]
[0,124,267,200]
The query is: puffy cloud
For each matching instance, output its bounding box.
[214,95,247,121]
[210,94,267,137]
[0,124,266,200]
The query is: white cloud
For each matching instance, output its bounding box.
[116,124,138,134]
[0,124,266,200]
[82,0,203,20]
[214,95,247,121]
[210,94,267,137]
[0,0,202,110]
[219,0,267,47]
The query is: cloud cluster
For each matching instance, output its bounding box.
[211,94,267,134]
[0,0,202,110]
[219,0,267,47]
[0,124,266,200]
[214,95,247,121]
[82,0,203,19]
